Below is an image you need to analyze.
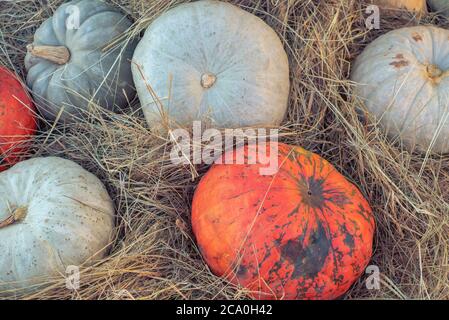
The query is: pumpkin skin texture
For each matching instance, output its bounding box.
[370,0,427,12]
[0,66,36,172]
[351,26,449,153]
[25,0,137,122]
[429,0,449,17]
[132,0,290,130]
[0,157,114,292]
[191,143,375,300]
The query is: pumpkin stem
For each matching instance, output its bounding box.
[201,72,217,89]
[426,64,443,80]
[0,206,27,229]
[27,44,70,65]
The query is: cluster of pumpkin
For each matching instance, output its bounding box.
[0,0,448,299]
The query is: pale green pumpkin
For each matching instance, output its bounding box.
[351,26,449,153]
[132,0,290,130]
[0,157,114,292]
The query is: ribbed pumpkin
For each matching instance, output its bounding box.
[0,66,36,172]
[25,0,136,122]
[192,143,375,300]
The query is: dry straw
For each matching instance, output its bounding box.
[0,0,448,299]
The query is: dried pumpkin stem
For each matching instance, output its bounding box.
[201,72,217,89]
[0,207,27,229]
[426,64,443,79]
[27,44,70,65]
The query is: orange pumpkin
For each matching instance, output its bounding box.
[192,143,375,300]
[0,66,36,171]
[370,0,427,12]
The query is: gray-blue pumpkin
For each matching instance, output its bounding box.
[25,0,137,122]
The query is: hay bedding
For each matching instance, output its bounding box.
[0,0,449,299]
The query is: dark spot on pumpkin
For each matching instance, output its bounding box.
[311,282,326,296]
[0,101,5,111]
[298,176,325,209]
[390,53,409,69]
[211,217,220,224]
[351,261,361,275]
[274,237,282,246]
[280,220,331,279]
[236,264,248,277]
[326,188,350,207]
[412,33,423,42]
[356,203,373,226]
[333,274,344,285]
[343,230,355,252]
[390,60,409,69]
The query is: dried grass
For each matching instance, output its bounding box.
[1,0,449,299]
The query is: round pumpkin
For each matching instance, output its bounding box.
[25,0,137,122]
[0,157,114,292]
[428,0,449,17]
[0,66,36,172]
[351,26,449,153]
[191,143,375,300]
[370,0,427,12]
[132,0,290,130]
